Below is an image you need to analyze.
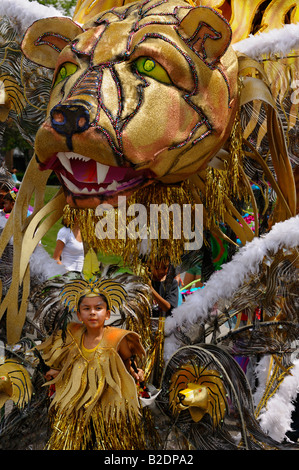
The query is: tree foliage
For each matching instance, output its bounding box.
[29,0,78,16]
[0,0,78,164]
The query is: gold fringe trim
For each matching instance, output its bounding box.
[46,402,147,450]
[63,181,197,273]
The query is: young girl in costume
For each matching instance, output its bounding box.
[37,263,147,450]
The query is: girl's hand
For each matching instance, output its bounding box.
[133,367,144,383]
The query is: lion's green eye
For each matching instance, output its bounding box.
[135,57,171,84]
[53,62,78,87]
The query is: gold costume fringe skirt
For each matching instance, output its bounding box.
[45,404,147,450]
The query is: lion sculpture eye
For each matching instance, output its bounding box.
[134,56,171,84]
[53,62,78,87]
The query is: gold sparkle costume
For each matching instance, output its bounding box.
[37,322,146,450]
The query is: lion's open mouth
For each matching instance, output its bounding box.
[39,152,155,198]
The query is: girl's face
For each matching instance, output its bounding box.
[77,296,110,330]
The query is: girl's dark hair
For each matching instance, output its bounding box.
[77,294,110,310]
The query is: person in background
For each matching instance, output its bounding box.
[11,169,21,186]
[2,188,18,218]
[53,221,84,272]
[0,186,9,211]
[183,263,203,289]
[0,164,15,210]
[147,258,179,387]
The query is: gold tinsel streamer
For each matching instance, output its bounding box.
[254,360,294,419]
[227,109,245,200]
[62,181,197,274]
[205,165,229,229]
[143,316,165,387]
[205,98,249,230]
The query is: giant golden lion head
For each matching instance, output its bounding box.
[21,0,238,209]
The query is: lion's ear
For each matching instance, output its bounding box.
[178,6,232,64]
[21,17,84,69]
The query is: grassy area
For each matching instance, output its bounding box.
[40,186,62,257]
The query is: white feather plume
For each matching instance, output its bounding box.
[256,359,299,442]
[0,0,64,33]
[30,243,66,281]
[165,215,299,338]
[233,23,299,60]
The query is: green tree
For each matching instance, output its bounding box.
[0,121,32,171]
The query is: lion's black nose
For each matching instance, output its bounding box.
[50,104,90,150]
